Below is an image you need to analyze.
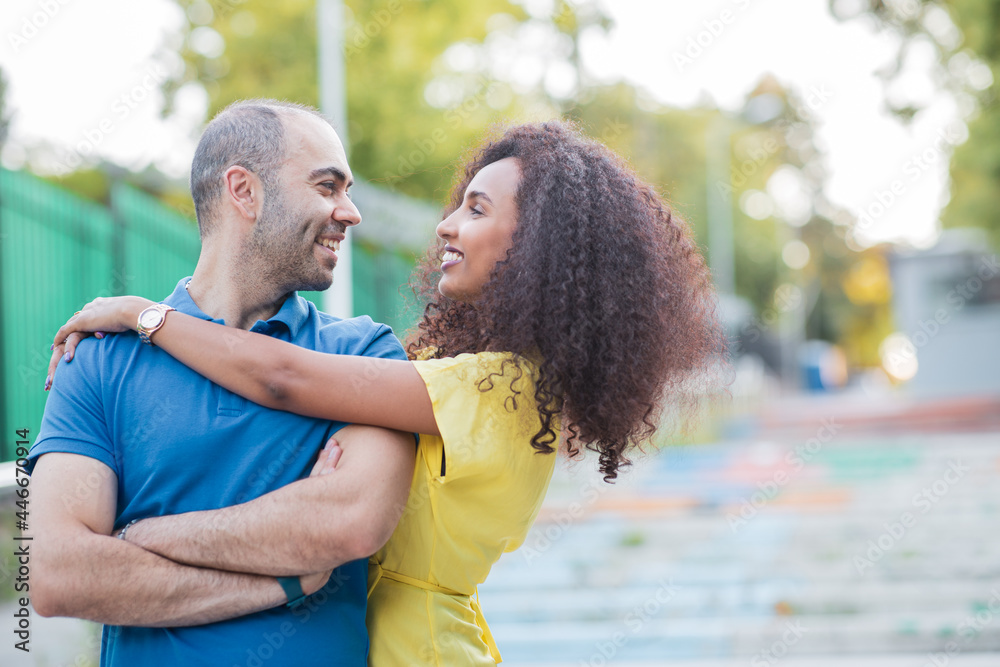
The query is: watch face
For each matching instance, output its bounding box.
[139,309,162,328]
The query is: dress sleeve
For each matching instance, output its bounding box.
[411,352,545,483]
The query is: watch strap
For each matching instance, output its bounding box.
[137,304,175,346]
[276,576,308,608]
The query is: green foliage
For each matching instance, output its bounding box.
[943,97,1000,249]
[0,66,10,149]
[566,85,784,311]
[156,0,893,361]
[165,0,622,202]
[943,0,1000,210]
[169,0,525,202]
[0,514,16,601]
[619,531,646,547]
[45,168,113,204]
[342,0,529,200]
[830,0,1000,248]
[564,81,887,358]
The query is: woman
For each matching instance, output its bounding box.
[50,121,726,664]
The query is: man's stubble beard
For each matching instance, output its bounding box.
[238,188,335,295]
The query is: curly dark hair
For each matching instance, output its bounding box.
[407,120,727,481]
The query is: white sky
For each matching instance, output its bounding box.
[0,0,972,247]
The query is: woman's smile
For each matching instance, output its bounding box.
[441,246,464,268]
[435,157,520,301]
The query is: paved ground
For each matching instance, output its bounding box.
[3,391,998,666]
[0,605,97,667]
[482,393,1000,665]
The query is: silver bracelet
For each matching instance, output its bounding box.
[118,518,140,541]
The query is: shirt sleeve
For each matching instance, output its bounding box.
[358,322,409,362]
[28,337,117,475]
[359,323,421,447]
[412,352,545,483]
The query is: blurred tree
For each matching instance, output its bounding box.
[0,67,10,150]
[565,83,785,314]
[829,0,999,248]
[156,1,889,365]
[163,0,613,202]
[564,78,891,367]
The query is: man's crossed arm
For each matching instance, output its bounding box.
[31,424,414,625]
[120,424,415,575]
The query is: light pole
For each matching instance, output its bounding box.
[706,114,735,298]
[706,93,808,388]
[317,0,353,319]
[705,93,785,299]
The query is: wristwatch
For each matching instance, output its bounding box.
[137,303,175,345]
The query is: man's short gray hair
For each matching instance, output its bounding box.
[190,99,330,237]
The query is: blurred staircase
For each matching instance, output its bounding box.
[481,396,1000,665]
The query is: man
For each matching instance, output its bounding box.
[29,100,415,666]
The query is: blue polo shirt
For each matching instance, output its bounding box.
[30,278,408,667]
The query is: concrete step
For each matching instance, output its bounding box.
[481,580,1000,621]
[505,654,1000,667]
[490,610,1000,663]
[484,432,1000,662]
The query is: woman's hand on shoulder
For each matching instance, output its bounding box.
[46,296,154,390]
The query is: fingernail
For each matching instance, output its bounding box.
[95,332,105,339]
[44,376,51,391]
[63,352,71,362]
[49,343,54,350]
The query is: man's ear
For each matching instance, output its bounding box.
[222,165,262,223]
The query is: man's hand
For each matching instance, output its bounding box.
[310,436,343,477]
[119,425,415,576]
[300,570,333,596]
[46,296,153,390]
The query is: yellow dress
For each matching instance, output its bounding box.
[366,352,557,666]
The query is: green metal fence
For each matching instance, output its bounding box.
[353,240,423,337]
[2,169,119,461]
[0,168,424,461]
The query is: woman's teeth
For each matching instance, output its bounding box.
[442,251,463,263]
[319,239,341,251]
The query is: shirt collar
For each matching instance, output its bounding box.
[163,277,311,336]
